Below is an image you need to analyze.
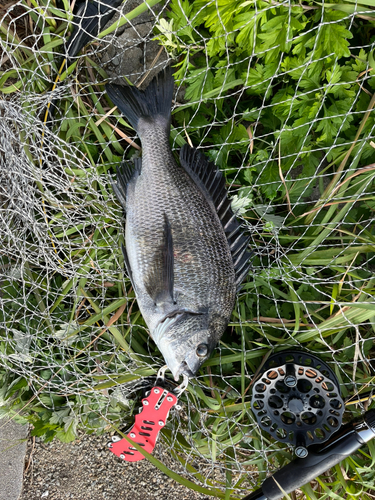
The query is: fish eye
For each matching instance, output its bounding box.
[196,343,208,357]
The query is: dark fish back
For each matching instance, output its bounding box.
[179,145,252,289]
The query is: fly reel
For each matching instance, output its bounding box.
[251,351,345,457]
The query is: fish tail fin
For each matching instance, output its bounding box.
[105,66,174,135]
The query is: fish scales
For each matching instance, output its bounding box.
[107,66,251,380]
[127,125,235,313]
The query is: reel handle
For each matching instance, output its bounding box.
[242,409,375,500]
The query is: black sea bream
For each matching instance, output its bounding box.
[106,67,251,380]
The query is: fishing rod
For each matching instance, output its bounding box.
[243,351,375,500]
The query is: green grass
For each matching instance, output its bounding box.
[0,0,375,498]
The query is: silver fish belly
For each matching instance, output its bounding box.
[107,66,251,380]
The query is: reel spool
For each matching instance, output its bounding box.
[251,351,345,457]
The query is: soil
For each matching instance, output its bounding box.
[20,433,210,500]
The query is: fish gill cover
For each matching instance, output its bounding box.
[0,0,375,498]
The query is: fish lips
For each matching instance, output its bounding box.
[172,351,204,381]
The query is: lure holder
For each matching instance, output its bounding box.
[108,366,188,462]
[244,350,375,499]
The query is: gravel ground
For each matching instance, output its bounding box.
[20,433,210,500]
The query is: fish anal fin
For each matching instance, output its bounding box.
[144,215,175,306]
[113,158,141,211]
[121,243,136,291]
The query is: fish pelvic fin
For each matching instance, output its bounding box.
[179,145,253,288]
[144,214,175,306]
[105,66,174,135]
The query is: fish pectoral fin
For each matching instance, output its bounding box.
[144,214,175,306]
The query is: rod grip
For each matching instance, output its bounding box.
[262,432,362,500]
[242,410,375,500]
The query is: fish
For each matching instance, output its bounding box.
[66,0,123,62]
[46,0,122,124]
[106,66,252,381]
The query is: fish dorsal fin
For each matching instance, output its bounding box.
[179,145,252,288]
[179,144,227,210]
[112,158,142,210]
[144,214,175,306]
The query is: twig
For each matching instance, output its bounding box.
[221,386,233,400]
[0,0,19,12]
[75,298,87,320]
[240,350,274,402]
[24,436,35,478]
[353,325,360,383]
[256,316,314,327]
[246,124,254,155]
[0,53,9,67]
[301,195,374,217]
[137,46,164,88]
[184,119,193,147]
[95,105,117,126]
[278,139,294,216]
[207,366,216,399]
[346,376,375,406]
[327,164,375,199]
[357,68,373,96]
[105,120,141,150]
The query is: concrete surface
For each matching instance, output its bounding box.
[0,419,28,500]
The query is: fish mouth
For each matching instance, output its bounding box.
[154,313,197,381]
[154,311,207,381]
[172,361,195,382]
[172,349,205,381]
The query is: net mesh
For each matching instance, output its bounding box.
[1,0,375,495]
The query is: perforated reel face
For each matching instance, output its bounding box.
[251,351,344,451]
